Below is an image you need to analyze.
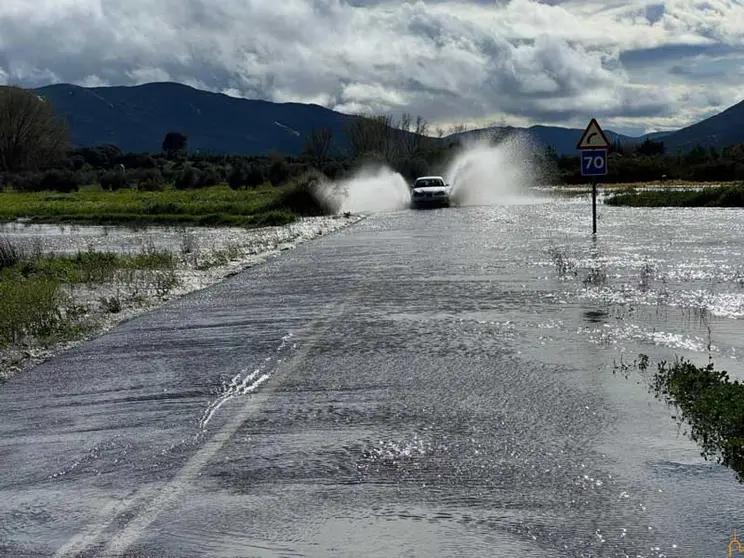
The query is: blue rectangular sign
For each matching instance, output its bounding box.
[580,149,608,176]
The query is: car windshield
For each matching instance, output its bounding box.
[414,179,445,188]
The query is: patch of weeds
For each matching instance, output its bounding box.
[639,261,655,291]
[612,352,650,381]
[180,229,198,255]
[548,246,577,278]
[99,295,123,314]
[150,269,180,297]
[651,355,744,482]
[582,264,608,287]
[195,243,243,271]
[0,277,66,347]
[0,235,23,271]
[127,250,176,270]
[616,352,744,483]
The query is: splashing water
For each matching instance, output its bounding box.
[446,132,542,206]
[312,131,545,214]
[328,165,411,214]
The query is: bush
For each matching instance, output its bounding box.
[116,153,157,169]
[246,165,264,188]
[39,169,82,193]
[196,166,221,188]
[268,160,290,186]
[269,172,334,216]
[134,168,165,191]
[174,166,200,190]
[100,170,131,191]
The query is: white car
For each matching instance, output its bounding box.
[410,176,452,208]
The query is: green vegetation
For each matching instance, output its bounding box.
[548,140,744,185]
[0,180,327,227]
[605,183,744,207]
[617,354,744,483]
[0,239,179,353]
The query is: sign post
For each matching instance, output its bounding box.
[577,118,610,235]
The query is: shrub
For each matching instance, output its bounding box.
[268,160,290,186]
[270,172,335,216]
[228,163,248,190]
[39,169,82,193]
[100,170,131,191]
[174,166,200,190]
[196,167,221,188]
[134,168,165,191]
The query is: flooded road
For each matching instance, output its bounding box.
[2,195,744,557]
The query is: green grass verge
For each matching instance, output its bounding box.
[0,181,329,227]
[605,184,744,207]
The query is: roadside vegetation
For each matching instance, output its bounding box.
[605,183,744,207]
[0,235,179,370]
[616,353,744,483]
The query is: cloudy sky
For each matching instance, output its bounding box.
[0,0,742,136]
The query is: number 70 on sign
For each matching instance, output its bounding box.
[581,149,608,176]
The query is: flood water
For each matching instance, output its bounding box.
[1,193,744,557]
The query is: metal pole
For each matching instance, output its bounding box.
[592,177,597,235]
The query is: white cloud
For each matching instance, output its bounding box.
[0,0,742,135]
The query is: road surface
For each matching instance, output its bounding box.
[2,203,744,557]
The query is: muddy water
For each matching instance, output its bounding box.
[2,196,744,557]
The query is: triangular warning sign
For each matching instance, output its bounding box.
[576,118,610,150]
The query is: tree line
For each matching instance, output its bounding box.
[1,84,744,194]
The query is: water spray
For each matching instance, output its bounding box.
[445,132,542,207]
[312,131,546,214]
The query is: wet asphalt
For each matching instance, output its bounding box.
[2,201,744,557]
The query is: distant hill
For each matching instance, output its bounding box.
[658,100,744,153]
[33,81,743,156]
[449,125,674,155]
[35,82,360,156]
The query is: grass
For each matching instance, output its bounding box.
[605,183,744,207]
[0,179,332,228]
[0,239,179,352]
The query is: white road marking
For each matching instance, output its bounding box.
[56,294,358,558]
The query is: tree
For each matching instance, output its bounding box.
[343,114,396,161]
[162,131,188,155]
[636,137,665,156]
[268,159,290,186]
[396,113,429,158]
[303,126,334,169]
[0,86,69,172]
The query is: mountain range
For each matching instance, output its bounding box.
[33,82,744,157]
